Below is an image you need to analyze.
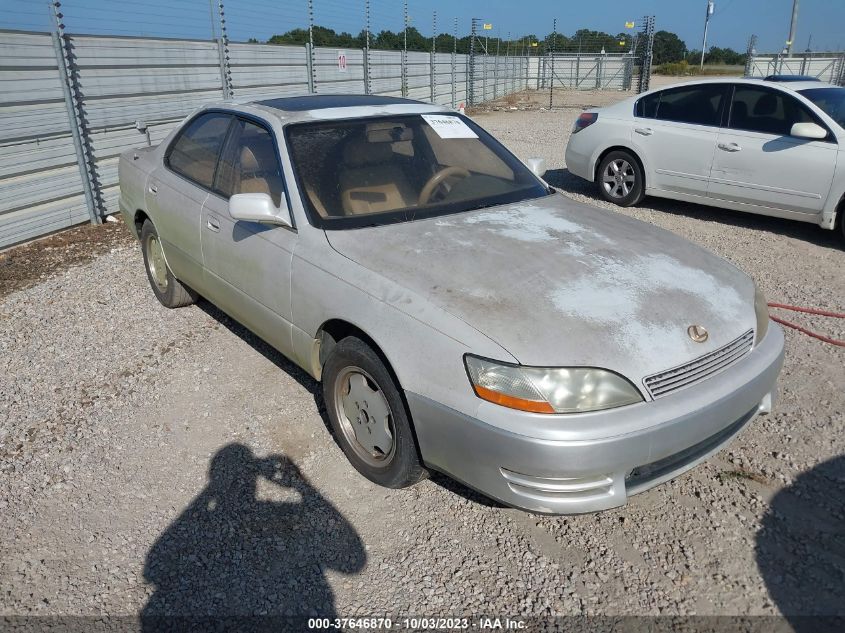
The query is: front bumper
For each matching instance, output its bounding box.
[409,325,784,514]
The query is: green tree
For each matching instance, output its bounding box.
[652,30,686,64]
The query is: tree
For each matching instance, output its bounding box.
[652,30,686,65]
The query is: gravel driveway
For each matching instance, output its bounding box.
[1,92,843,624]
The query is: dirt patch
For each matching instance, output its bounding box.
[0,220,135,300]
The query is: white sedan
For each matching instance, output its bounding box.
[565,78,845,243]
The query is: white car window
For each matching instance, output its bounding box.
[728,86,818,136]
[651,84,727,127]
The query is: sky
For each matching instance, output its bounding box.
[4,0,845,53]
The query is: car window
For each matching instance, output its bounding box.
[215,118,284,207]
[635,92,660,118]
[728,86,816,136]
[285,114,549,228]
[166,113,232,189]
[798,87,845,130]
[654,84,726,126]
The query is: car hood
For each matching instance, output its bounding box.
[325,194,757,383]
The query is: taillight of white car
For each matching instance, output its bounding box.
[572,112,598,134]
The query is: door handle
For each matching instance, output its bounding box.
[634,127,654,136]
[206,216,220,232]
[717,142,742,152]
[148,183,158,195]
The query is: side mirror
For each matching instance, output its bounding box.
[526,157,547,178]
[228,193,292,227]
[790,122,827,140]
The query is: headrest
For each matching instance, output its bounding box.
[754,94,778,116]
[240,146,260,171]
[366,122,413,143]
[343,137,393,167]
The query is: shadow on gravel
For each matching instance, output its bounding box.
[196,301,337,440]
[141,443,365,624]
[756,454,845,633]
[545,167,842,250]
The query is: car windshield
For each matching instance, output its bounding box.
[799,87,845,130]
[285,113,550,228]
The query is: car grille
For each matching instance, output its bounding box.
[643,330,754,399]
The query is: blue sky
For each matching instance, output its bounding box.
[5,0,845,53]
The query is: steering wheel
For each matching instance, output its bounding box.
[418,166,470,206]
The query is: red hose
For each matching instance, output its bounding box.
[767,302,845,347]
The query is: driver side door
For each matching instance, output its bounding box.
[200,114,297,357]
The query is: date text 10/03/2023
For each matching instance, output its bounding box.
[307,617,527,630]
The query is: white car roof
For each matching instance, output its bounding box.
[642,77,837,95]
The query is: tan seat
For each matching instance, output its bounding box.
[237,142,283,205]
[338,137,416,215]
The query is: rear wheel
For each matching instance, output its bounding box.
[597,150,645,207]
[140,220,197,308]
[322,336,427,488]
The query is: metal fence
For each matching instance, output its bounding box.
[539,54,636,91]
[745,47,845,85]
[0,28,531,249]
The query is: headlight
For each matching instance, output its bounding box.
[464,355,643,414]
[754,284,770,344]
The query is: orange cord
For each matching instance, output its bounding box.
[767,303,845,348]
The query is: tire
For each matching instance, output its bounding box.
[596,150,645,207]
[322,336,427,488]
[139,220,197,309]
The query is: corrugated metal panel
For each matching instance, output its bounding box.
[229,43,309,98]
[69,34,224,217]
[0,30,87,248]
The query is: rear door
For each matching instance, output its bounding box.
[200,115,297,357]
[147,112,232,290]
[708,84,837,214]
[631,83,729,196]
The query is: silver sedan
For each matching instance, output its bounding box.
[118,94,784,514]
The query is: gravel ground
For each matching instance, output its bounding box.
[1,91,844,624]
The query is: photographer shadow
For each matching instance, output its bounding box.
[756,454,845,633]
[141,443,365,628]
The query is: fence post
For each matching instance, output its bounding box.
[364,0,371,95]
[51,31,99,225]
[401,1,408,98]
[307,0,317,92]
[743,35,757,77]
[430,12,437,103]
[49,3,100,224]
[305,43,315,93]
[451,17,457,108]
[468,19,477,106]
[216,1,233,98]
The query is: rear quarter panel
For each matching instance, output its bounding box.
[118,146,157,237]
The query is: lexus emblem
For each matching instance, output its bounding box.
[688,325,709,343]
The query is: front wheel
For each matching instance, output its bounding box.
[322,337,427,488]
[596,150,645,207]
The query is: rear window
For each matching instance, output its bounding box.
[166,113,232,189]
[652,84,727,127]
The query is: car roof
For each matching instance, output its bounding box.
[639,77,837,96]
[203,93,451,124]
[763,74,821,82]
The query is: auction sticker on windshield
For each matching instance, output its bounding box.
[421,114,478,139]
